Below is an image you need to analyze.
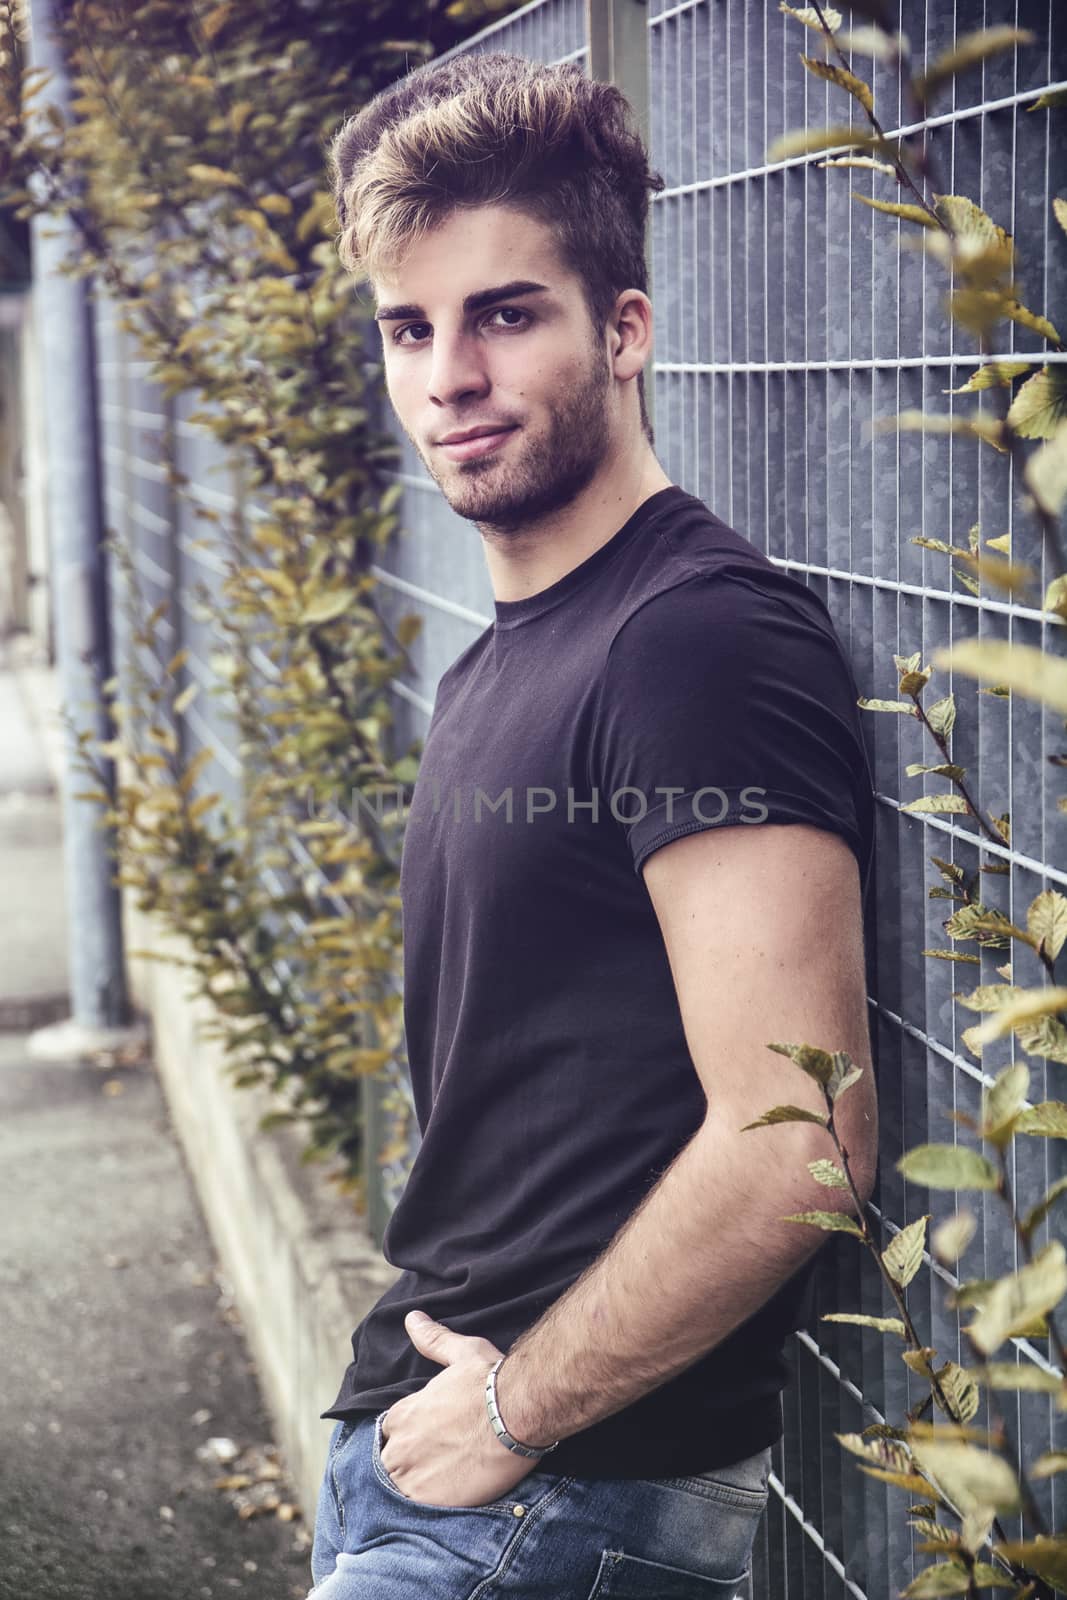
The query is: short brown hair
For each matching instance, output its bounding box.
[328,50,665,442]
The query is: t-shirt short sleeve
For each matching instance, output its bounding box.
[589,571,874,885]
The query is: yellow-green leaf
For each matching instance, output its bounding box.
[933,1361,981,1424]
[944,360,1032,394]
[1031,1451,1067,1479]
[818,156,898,175]
[902,1347,939,1379]
[933,193,1012,256]
[875,409,1007,450]
[858,1465,937,1494]
[1016,1012,1067,1062]
[801,56,874,117]
[896,1144,1000,1191]
[970,988,1067,1045]
[300,590,355,626]
[173,682,199,716]
[1015,1099,1067,1137]
[932,639,1067,715]
[768,125,888,162]
[822,1312,906,1335]
[829,1056,864,1101]
[765,1040,834,1085]
[967,1241,1067,1354]
[992,1536,1067,1588]
[836,1432,912,1470]
[1028,888,1067,962]
[857,696,917,714]
[977,1361,1065,1395]
[809,1158,850,1188]
[908,1518,957,1546]
[780,3,843,31]
[1030,89,1067,112]
[1044,574,1067,620]
[931,1210,976,1264]
[853,193,934,227]
[901,1563,972,1597]
[740,1104,829,1130]
[962,1562,1013,1590]
[953,984,1025,1015]
[187,792,221,822]
[980,1063,1030,1145]
[908,1438,1022,1517]
[1006,365,1067,439]
[1025,418,1067,517]
[882,1214,929,1288]
[908,764,966,784]
[900,794,970,815]
[916,28,1036,103]
[913,534,970,555]
[186,163,243,189]
[1007,299,1062,344]
[837,26,907,63]
[925,695,956,739]
[1021,1175,1067,1237]
[782,1210,865,1237]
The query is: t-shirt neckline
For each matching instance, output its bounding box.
[491,485,690,630]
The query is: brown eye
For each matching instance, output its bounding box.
[489,308,530,329]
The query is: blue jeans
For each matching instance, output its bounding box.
[307,1412,771,1598]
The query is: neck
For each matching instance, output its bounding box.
[481,449,673,604]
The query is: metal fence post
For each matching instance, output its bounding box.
[26,0,145,1056]
[586,0,654,439]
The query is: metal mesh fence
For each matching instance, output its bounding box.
[92,2,1067,1592]
[366,3,1066,1596]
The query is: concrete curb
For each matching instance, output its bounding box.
[124,898,398,1524]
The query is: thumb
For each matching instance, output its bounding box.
[404,1310,462,1366]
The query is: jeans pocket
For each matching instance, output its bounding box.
[586,1549,751,1599]
[369,1409,530,1517]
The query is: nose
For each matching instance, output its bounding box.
[427,327,491,409]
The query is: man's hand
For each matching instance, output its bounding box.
[377,1312,538,1508]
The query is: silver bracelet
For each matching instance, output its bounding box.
[484,1356,561,1460]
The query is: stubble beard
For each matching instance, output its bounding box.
[416,336,614,535]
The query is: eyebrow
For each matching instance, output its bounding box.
[373,280,552,323]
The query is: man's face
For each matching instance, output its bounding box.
[371,204,616,533]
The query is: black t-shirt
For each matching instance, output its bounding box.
[322,484,876,1477]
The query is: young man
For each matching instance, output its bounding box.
[308,49,878,1600]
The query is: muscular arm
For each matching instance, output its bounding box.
[496,821,879,1447]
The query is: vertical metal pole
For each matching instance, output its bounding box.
[587,0,655,438]
[28,0,129,1034]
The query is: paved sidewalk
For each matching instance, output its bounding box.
[0,638,314,1600]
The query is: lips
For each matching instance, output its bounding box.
[438,426,518,462]
[438,425,516,446]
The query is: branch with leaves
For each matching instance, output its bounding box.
[761,10,1067,1597]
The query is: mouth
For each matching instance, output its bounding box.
[438,426,518,462]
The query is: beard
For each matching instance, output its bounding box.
[412,332,614,535]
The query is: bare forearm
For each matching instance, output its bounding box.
[497,1110,865,1449]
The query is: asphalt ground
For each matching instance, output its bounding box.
[0,643,315,1600]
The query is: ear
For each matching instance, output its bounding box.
[610,288,654,383]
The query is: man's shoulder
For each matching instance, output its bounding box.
[606,491,835,661]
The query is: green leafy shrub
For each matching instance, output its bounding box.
[0,0,523,1205]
